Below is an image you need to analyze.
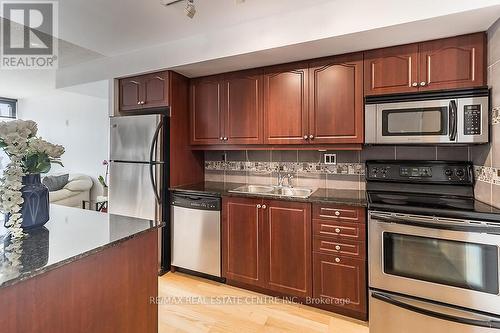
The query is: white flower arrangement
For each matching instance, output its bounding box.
[0,120,64,239]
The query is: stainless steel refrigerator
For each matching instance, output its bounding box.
[109,113,169,272]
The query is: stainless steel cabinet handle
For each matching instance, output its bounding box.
[262,205,267,209]
[137,101,142,105]
[335,228,341,233]
[257,204,261,209]
[420,81,427,86]
[412,82,418,87]
[309,135,314,139]
[303,135,308,140]
[219,137,224,141]
[335,258,341,263]
[335,245,341,250]
[223,137,228,141]
[334,211,340,216]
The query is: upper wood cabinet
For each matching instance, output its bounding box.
[364,44,419,95]
[364,33,486,95]
[419,33,486,91]
[119,71,169,112]
[309,54,364,144]
[190,71,263,145]
[190,76,223,145]
[222,72,263,144]
[263,64,309,144]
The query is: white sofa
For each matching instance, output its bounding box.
[48,174,93,208]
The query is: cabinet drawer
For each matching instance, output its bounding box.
[313,219,365,241]
[313,238,365,259]
[313,204,365,223]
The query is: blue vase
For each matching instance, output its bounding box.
[19,174,50,229]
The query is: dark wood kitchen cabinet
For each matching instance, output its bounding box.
[222,197,264,287]
[223,197,312,297]
[262,200,312,298]
[309,53,364,144]
[364,43,419,95]
[263,64,309,145]
[364,33,486,95]
[119,71,169,112]
[418,33,486,91]
[190,76,223,145]
[312,203,367,320]
[222,72,263,144]
[313,253,366,320]
[190,71,263,145]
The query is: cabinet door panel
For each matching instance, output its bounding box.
[143,72,169,108]
[263,200,311,297]
[223,74,263,144]
[313,253,367,319]
[264,66,309,144]
[364,44,419,95]
[309,54,363,143]
[119,78,142,111]
[419,33,486,91]
[190,78,222,145]
[223,197,263,286]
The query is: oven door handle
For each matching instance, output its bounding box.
[372,291,500,329]
[370,213,500,234]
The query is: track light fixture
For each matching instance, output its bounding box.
[161,0,196,19]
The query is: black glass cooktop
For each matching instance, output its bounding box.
[367,191,500,222]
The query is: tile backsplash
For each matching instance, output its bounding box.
[204,146,474,191]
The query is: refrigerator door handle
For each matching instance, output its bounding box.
[371,291,500,329]
[149,119,163,203]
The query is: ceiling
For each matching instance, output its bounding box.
[59,0,331,57]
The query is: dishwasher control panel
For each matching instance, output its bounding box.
[171,192,221,211]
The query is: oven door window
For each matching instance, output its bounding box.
[382,107,448,136]
[383,233,499,294]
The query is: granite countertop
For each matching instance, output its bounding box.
[170,182,367,207]
[0,205,163,290]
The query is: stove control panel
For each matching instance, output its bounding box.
[366,161,473,184]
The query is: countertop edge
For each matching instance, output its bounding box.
[0,223,164,291]
[170,184,367,207]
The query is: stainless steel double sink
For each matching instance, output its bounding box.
[229,185,314,199]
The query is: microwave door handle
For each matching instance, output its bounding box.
[370,213,500,234]
[449,100,458,141]
[372,292,500,329]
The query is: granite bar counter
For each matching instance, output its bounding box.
[170,181,367,207]
[0,205,161,333]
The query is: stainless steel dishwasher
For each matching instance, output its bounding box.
[171,192,221,278]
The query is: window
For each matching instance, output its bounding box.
[0,97,17,119]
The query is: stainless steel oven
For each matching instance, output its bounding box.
[369,211,500,332]
[365,88,489,144]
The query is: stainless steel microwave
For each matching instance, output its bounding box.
[365,88,490,144]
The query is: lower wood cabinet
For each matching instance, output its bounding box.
[263,200,311,298]
[223,197,311,297]
[313,253,367,320]
[223,197,367,321]
[222,197,264,287]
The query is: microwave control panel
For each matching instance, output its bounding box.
[463,104,482,135]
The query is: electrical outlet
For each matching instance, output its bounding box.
[324,154,336,165]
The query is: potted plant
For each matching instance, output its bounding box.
[98,160,109,197]
[0,120,64,238]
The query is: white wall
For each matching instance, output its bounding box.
[17,81,109,200]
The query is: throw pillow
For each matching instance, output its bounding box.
[42,174,69,192]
